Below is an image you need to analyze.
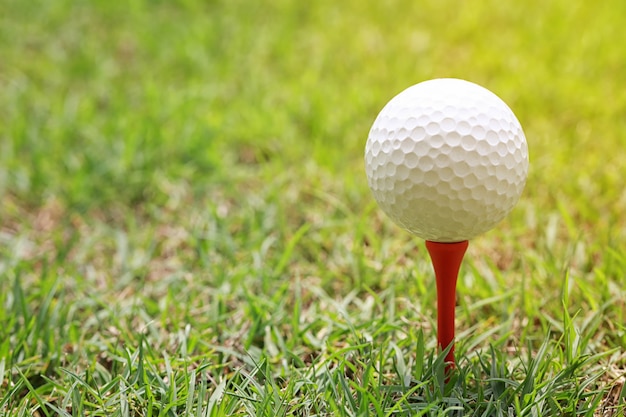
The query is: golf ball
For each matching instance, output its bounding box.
[365,78,528,242]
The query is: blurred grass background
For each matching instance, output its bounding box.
[1,0,625,414]
[3,0,626,215]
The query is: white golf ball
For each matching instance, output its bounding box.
[365,78,529,242]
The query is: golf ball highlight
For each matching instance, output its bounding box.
[365,78,529,242]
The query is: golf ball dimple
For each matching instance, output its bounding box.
[365,78,529,242]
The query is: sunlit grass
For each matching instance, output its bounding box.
[1,0,625,415]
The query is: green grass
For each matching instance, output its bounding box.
[1,0,625,415]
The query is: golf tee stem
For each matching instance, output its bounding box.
[425,240,469,370]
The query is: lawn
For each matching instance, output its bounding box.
[1,0,625,415]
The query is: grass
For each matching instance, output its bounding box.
[1,0,625,415]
